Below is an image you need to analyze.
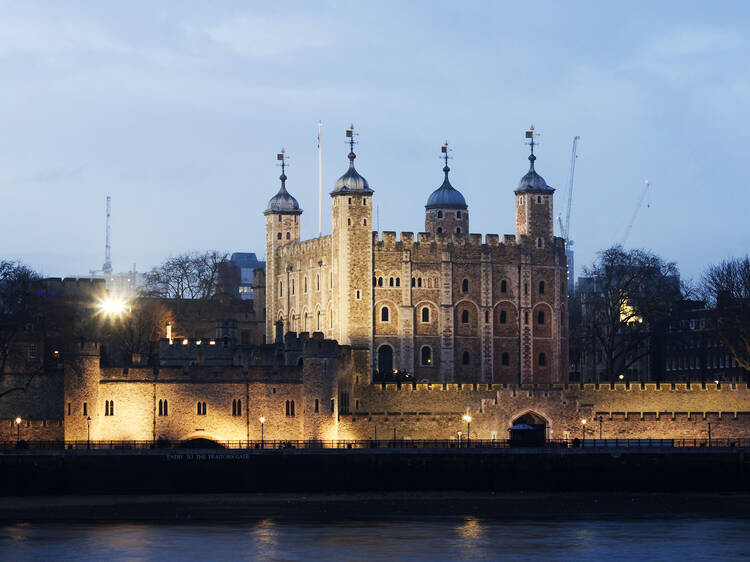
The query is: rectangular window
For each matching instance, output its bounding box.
[83,402,87,416]
[67,403,71,416]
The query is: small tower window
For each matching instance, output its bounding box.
[538,310,545,325]
[363,219,367,226]
[537,196,542,203]
[286,232,290,240]
[348,197,352,205]
[389,277,394,287]
[462,351,470,365]
[456,227,461,234]
[355,290,361,299]
[437,211,443,218]
[457,211,462,219]
[501,280,507,293]
[316,274,320,291]
[396,277,400,287]
[539,353,547,366]
[485,310,489,323]
[461,279,469,292]
[315,399,319,413]
[461,309,469,324]
[501,352,510,366]
[347,218,351,226]
[381,306,389,322]
[417,278,422,288]
[524,311,529,324]
[539,281,545,294]
[411,277,415,287]
[304,277,308,293]
[437,227,443,233]
[421,346,432,366]
[362,198,367,205]
[421,307,430,323]
[378,277,383,287]
[279,281,283,297]
[537,238,543,248]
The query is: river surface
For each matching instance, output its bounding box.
[2,516,749,560]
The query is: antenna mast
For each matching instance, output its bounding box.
[317,121,323,237]
[102,195,112,276]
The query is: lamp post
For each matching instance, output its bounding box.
[598,415,603,440]
[15,417,21,442]
[707,422,712,448]
[463,414,472,448]
[87,416,91,449]
[259,416,265,448]
[581,418,587,443]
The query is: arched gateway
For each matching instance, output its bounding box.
[509,412,548,447]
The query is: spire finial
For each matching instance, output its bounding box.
[277,148,288,184]
[524,125,539,168]
[441,141,451,173]
[346,124,358,165]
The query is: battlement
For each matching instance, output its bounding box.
[277,234,331,258]
[38,277,106,296]
[373,231,514,251]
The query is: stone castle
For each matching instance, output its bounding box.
[2,129,749,445]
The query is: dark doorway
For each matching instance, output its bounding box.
[378,345,394,377]
[178,438,225,449]
[509,412,547,447]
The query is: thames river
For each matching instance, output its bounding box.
[1,515,748,560]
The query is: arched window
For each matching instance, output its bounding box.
[417,278,422,288]
[500,310,507,324]
[378,277,383,287]
[537,195,542,203]
[381,306,389,322]
[396,277,400,287]
[285,400,290,416]
[539,281,545,294]
[197,402,201,415]
[163,399,168,416]
[158,400,163,416]
[462,279,469,292]
[290,400,295,417]
[347,218,351,226]
[109,401,114,416]
[462,351,470,365]
[538,310,545,325]
[232,399,237,416]
[317,311,321,330]
[348,197,352,205]
[461,309,469,324]
[421,307,430,323]
[363,219,367,226]
[539,353,547,366]
[537,238,543,248]
[501,280,507,293]
[437,210,443,218]
[437,227,443,233]
[389,277,394,287]
[457,210,462,219]
[286,232,290,240]
[501,352,510,366]
[277,232,282,240]
[456,227,461,234]
[105,401,109,416]
[315,399,319,413]
[421,346,432,366]
[411,277,416,287]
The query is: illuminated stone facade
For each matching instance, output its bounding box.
[265,134,568,385]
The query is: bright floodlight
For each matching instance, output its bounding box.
[259,416,266,423]
[463,414,472,423]
[99,297,127,316]
[15,417,21,425]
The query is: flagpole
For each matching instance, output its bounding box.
[317,121,323,237]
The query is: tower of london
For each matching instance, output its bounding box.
[265,128,568,385]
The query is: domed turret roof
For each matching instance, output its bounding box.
[425,166,467,209]
[265,173,302,214]
[331,151,373,195]
[516,154,554,193]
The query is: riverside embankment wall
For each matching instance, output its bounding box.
[1,448,748,495]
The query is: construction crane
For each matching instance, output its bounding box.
[558,136,580,244]
[621,180,651,246]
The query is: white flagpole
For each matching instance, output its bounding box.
[317,121,323,236]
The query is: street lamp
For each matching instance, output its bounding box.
[598,415,603,440]
[87,416,91,449]
[581,418,587,442]
[15,417,21,442]
[463,414,472,448]
[259,416,265,448]
[707,422,712,447]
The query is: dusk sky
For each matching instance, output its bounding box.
[1,1,748,282]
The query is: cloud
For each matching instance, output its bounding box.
[648,27,743,58]
[201,14,333,59]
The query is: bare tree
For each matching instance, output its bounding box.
[143,251,232,300]
[702,255,750,371]
[103,300,174,366]
[578,246,680,382]
[0,261,41,398]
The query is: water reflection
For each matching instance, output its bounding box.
[1,517,748,560]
